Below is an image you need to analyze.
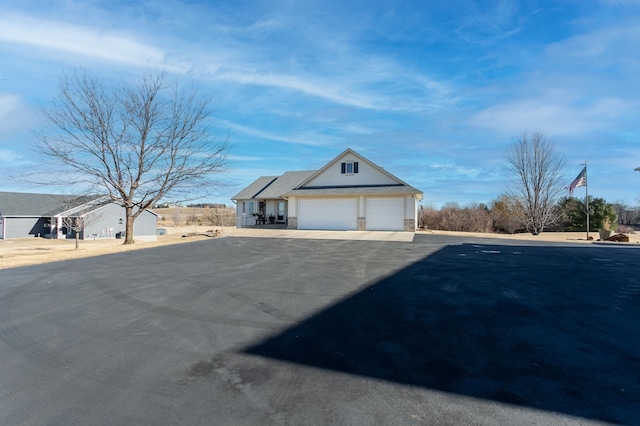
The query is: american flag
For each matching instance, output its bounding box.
[569,167,587,195]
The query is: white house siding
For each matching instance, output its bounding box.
[236,200,259,227]
[304,153,397,187]
[365,197,405,231]
[297,198,358,230]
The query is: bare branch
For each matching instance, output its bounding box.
[37,70,230,244]
[506,132,566,235]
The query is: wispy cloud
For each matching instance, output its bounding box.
[217,119,336,147]
[0,12,167,67]
[545,23,640,72]
[2,1,640,206]
[0,148,29,166]
[453,0,525,44]
[211,67,452,112]
[0,93,30,135]
[0,94,21,120]
[469,96,630,137]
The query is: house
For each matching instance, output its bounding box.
[232,148,423,231]
[0,191,158,241]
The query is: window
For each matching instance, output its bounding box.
[242,201,255,214]
[341,161,359,175]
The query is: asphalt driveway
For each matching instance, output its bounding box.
[0,235,638,425]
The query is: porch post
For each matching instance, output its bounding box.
[56,216,63,239]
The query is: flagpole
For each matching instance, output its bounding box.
[584,161,589,240]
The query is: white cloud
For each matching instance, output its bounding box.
[470,95,630,137]
[0,148,29,166]
[218,119,334,147]
[0,13,167,67]
[0,93,30,135]
[0,94,21,119]
[454,0,524,44]
[213,69,395,111]
[546,24,640,66]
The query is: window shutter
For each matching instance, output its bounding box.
[341,162,346,174]
[354,162,359,173]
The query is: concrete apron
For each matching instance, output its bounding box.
[225,227,415,242]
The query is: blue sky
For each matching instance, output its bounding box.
[1,0,640,207]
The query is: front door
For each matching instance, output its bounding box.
[276,201,285,223]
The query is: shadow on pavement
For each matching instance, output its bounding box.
[245,242,640,424]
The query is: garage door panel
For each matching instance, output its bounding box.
[298,199,357,230]
[366,198,404,231]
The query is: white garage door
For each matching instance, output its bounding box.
[298,198,357,230]
[366,198,405,231]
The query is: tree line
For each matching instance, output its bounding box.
[419,196,639,234]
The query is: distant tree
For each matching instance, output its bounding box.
[419,205,439,230]
[205,207,229,228]
[419,202,492,232]
[556,196,582,231]
[490,194,524,234]
[39,71,229,244]
[506,132,565,235]
[611,200,638,226]
[186,208,200,231]
[61,216,84,249]
[559,196,617,232]
[171,208,183,227]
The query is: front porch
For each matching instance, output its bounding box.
[249,223,287,230]
[236,199,288,228]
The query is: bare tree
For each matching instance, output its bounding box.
[506,132,565,235]
[39,71,229,244]
[61,216,84,249]
[171,208,183,227]
[205,207,234,228]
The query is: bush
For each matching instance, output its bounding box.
[419,203,492,233]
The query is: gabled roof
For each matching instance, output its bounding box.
[293,148,416,190]
[0,191,105,217]
[231,171,315,200]
[257,171,315,198]
[286,148,421,197]
[232,148,422,200]
[231,176,279,200]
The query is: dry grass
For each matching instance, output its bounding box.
[0,225,228,270]
[154,207,236,228]
[2,227,638,270]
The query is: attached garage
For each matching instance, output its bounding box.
[298,198,357,230]
[366,197,405,231]
[233,148,423,232]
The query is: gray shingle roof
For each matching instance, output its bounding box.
[231,171,316,200]
[232,148,423,201]
[0,192,103,216]
[233,171,422,199]
[231,176,279,200]
[257,171,316,198]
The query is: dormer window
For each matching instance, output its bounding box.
[341,161,359,175]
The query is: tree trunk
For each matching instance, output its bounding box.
[75,232,79,249]
[124,206,135,244]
